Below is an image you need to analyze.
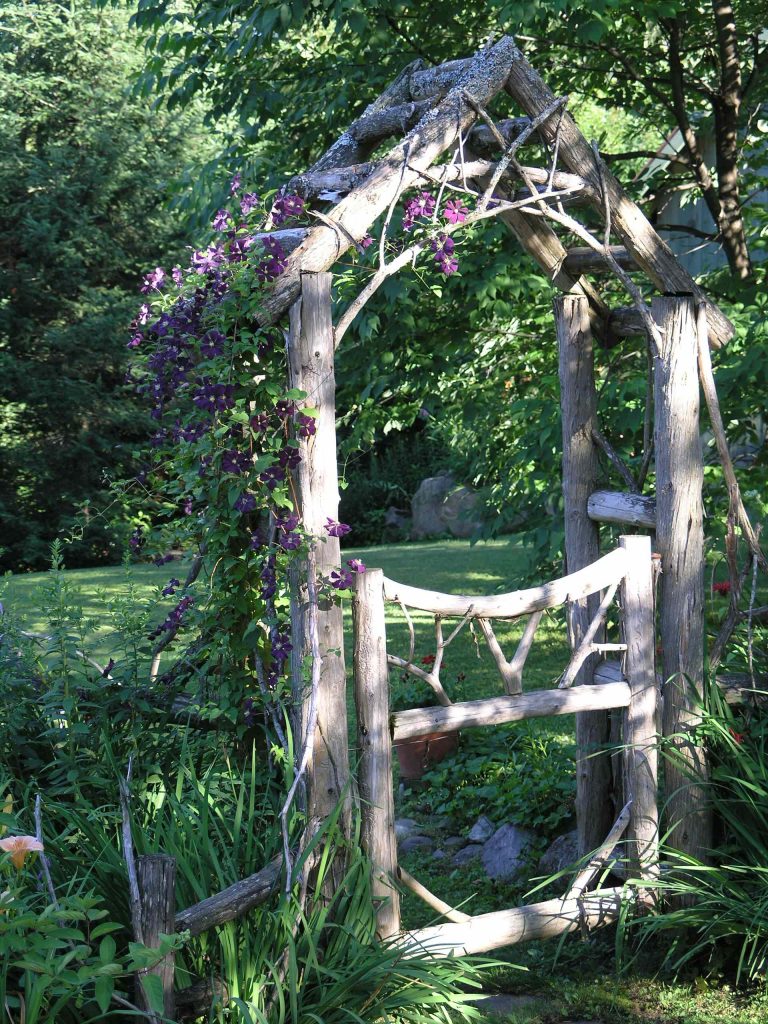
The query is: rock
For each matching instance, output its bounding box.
[468,815,495,843]
[394,818,420,840]
[444,835,466,849]
[537,830,579,877]
[410,473,454,539]
[470,995,541,1016]
[400,835,434,854]
[481,824,536,881]
[441,485,482,539]
[432,849,447,861]
[385,506,410,529]
[453,844,483,867]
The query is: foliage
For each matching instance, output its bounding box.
[410,725,575,838]
[627,683,768,984]
[0,0,209,571]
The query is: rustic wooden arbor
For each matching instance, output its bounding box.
[273,35,739,879]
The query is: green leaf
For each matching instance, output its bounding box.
[95,974,114,1014]
[140,972,166,1014]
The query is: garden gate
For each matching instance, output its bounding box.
[352,536,657,952]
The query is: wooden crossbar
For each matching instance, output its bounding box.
[392,682,631,741]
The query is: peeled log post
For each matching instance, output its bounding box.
[556,293,613,858]
[504,56,734,348]
[652,296,710,861]
[288,272,351,837]
[353,569,400,939]
[136,855,176,1021]
[619,535,659,879]
[257,36,521,327]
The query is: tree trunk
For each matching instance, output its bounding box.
[555,294,614,857]
[288,272,351,843]
[652,296,711,862]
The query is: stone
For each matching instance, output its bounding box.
[481,824,536,881]
[441,485,482,539]
[394,818,420,840]
[444,835,466,849]
[410,473,454,539]
[432,849,447,861]
[470,995,541,1016]
[399,835,434,854]
[537,830,579,877]
[453,844,483,867]
[384,506,410,529]
[467,815,495,843]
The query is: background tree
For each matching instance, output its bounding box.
[0,0,210,570]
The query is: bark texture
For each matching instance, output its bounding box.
[652,296,711,862]
[556,294,613,857]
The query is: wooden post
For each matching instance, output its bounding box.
[619,535,659,879]
[555,293,613,857]
[136,854,176,1021]
[353,568,400,938]
[288,271,351,835]
[652,295,710,860]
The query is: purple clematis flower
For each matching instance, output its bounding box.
[141,267,166,293]
[234,492,256,514]
[324,518,351,538]
[240,192,260,216]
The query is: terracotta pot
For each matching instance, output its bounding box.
[394,730,459,781]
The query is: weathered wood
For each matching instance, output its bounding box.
[175,856,282,936]
[137,855,176,1021]
[464,146,610,343]
[176,978,228,1022]
[556,293,613,858]
[401,887,626,956]
[566,800,632,899]
[397,866,470,924]
[563,246,635,275]
[652,297,710,862]
[588,490,657,529]
[288,273,351,835]
[257,37,521,326]
[619,535,659,879]
[607,305,647,340]
[558,583,619,689]
[383,546,628,619]
[503,55,734,347]
[353,568,400,939]
[477,611,542,695]
[392,682,631,742]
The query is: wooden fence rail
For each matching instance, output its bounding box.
[353,535,658,948]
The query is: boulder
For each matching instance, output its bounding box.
[399,835,434,854]
[453,844,483,867]
[537,830,579,877]
[394,818,420,840]
[468,815,495,843]
[441,486,482,539]
[481,824,536,881]
[444,835,467,849]
[410,473,454,539]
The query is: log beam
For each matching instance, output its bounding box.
[257,37,522,326]
[502,56,733,347]
[401,888,626,956]
[588,490,657,529]
[382,546,628,619]
[392,682,631,741]
[175,856,282,936]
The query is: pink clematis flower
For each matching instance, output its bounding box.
[0,835,44,870]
